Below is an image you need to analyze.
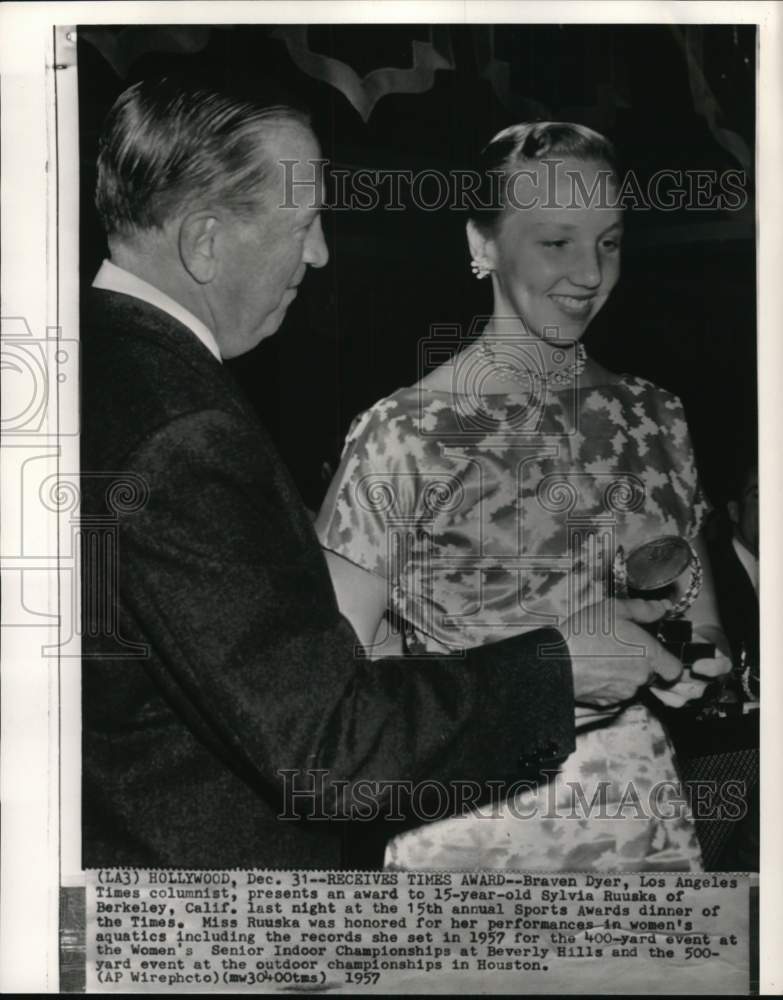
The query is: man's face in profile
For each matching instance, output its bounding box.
[213,124,328,358]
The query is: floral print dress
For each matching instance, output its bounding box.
[316,375,707,871]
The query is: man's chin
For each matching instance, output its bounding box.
[221,312,288,359]
[258,306,289,341]
[248,301,291,347]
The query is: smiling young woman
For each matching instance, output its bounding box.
[316,121,731,872]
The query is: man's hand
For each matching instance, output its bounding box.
[564,599,683,708]
[648,624,732,709]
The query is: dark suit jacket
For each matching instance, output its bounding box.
[81,288,576,869]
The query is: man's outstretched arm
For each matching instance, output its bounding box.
[105,408,577,818]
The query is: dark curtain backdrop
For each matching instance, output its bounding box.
[78,24,757,510]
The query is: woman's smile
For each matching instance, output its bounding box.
[549,292,597,319]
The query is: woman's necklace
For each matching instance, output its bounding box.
[476,339,587,388]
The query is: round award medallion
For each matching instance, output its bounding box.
[624,535,693,591]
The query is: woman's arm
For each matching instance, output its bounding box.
[323,549,402,658]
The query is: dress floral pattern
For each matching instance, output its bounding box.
[316,375,708,871]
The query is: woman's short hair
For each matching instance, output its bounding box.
[95,76,311,238]
[468,121,618,233]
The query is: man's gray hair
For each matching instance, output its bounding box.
[95,76,311,237]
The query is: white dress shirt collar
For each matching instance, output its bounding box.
[92,259,222,363]
[732,536,759,596]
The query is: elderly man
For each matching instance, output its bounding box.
[81,77,680,869]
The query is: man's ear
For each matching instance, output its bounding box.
[179,212,219,284]
[466,219,497,272]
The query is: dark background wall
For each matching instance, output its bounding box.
[78,23,757,510]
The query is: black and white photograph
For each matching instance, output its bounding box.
[1,2,780,994]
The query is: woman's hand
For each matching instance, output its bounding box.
[566,598,683,707]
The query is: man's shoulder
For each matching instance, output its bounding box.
[83,287,220,380]
[81,288,256,467]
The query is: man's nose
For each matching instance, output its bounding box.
[570,245,601,288]
[304,216,329,269]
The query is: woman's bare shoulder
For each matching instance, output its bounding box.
[413,363,457,392]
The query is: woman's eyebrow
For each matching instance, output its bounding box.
[529,220,624,232]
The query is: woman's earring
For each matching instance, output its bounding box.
[470,258,491,280]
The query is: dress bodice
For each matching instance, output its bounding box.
[317,376,707,654]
